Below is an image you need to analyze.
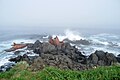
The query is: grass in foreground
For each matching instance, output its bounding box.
[0,62,120,80]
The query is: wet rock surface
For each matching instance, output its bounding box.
[17,40,119,71]
[88,50,117,66]
[116,54,120,63]
[3,40,119,72]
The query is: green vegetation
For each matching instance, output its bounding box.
[0,62,120,80]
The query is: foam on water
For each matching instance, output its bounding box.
[52,29,84,41]
[0,51,15,66]
[0,31,120,71]
[43,35,49,39]
[11,39,35,44]
[0,38,36,68]
[72,33,120,56]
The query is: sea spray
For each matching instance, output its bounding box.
[52,29,84,41]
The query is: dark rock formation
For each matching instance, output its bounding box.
[116,54,120,63]
[42,42,56,53]
[94,50,106,60]
[25,41,89,71]
[4,48,15,52]
[88,50,117,66]
[88,53,98,65]
[26,43,34,50]
[8,40,119,72]
[33,40,42,50]
[106,53,117,65]
[14,50,25,55]
[9,56,23,63]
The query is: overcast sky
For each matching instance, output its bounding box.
[0,0,120,34]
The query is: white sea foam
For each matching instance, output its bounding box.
[52,29,84,41]
[0,53,14,66]
[11,39,35,44]
[0,32,120,69]
[0,59,10,66]
[43,35,49,39]
[91,38,109,46]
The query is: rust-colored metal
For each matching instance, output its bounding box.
[49,36,64,46]
[12,43,27,50]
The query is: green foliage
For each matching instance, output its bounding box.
[0,62,120,80]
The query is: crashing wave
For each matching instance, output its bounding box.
[52,29,84,41]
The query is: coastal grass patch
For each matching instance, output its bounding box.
[0,62,120,80]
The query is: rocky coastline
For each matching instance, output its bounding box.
[0,39,120,72]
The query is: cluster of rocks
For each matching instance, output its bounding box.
[0,63,15,72]
[88,50,118,66]
[8,40,120,71]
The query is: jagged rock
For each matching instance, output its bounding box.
[33,48,41,56]
[33,40,42,49]
[14,51,21,55]
[27,41,89,71]
[106,53,117,65]
[9,56,22,63]
[26,43,34,50]
[9,54,30,64]
[116,54,120,63]
[32,40,42,56]
[88,50,118,66]
[8,40,119,71]
[94,50,106,60]
[42,42,56,53]
[14,50,25,55]
[4,48,15,52]
[22,54,30,63]
[117,54,120,57]
[98,60,105,66]
[88,53,98,65]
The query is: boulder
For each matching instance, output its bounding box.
[42,42,56,53]
[32,40,42,56]
[9,56,22,63]
[33,48,41,56]
[88,53,98,65]
[4,48,15,52]
[26,43,34,50]
[89,50,118,66]
[14,50,25,55]
[98,60,105,66]
[106,53,117,65]
[116,54,120,63]
[94,50,106,60]
[22,54,30,63]
[117,54,120,57]
[33,40,42,49]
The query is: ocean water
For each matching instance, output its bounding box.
[0,29,120,70]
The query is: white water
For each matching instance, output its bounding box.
[0,39,36,67]
[0,30,120,69]
[52,29,84,41]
